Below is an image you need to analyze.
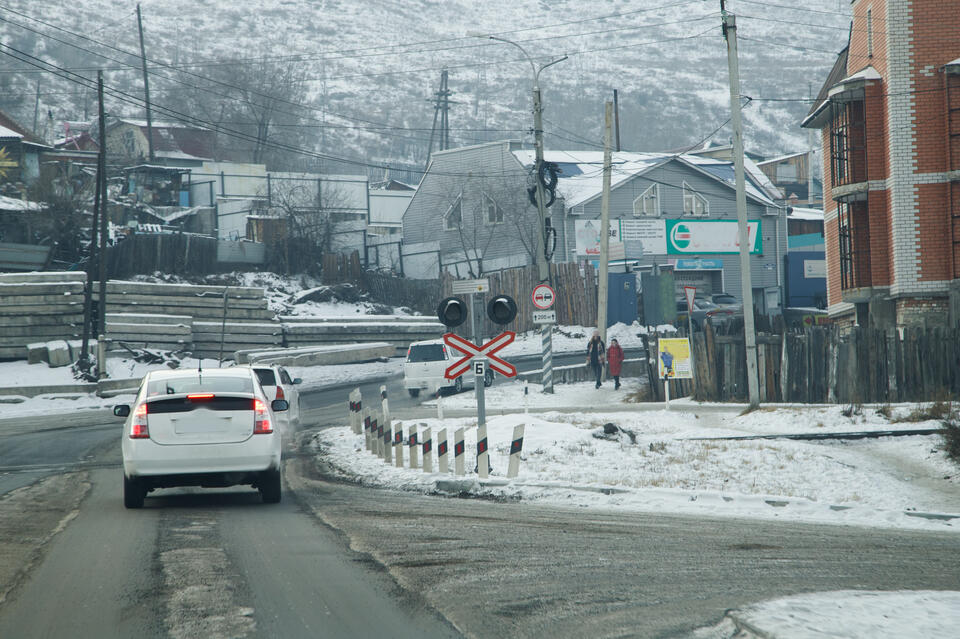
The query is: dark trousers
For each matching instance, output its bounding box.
[592,362,603,387]
[613,375,620,389]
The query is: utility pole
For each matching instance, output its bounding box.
[97,71,109,378]
[721,4,760,407]
[425,69,454,171]
[136,4,155,162]
[32,79,40,134]
[807,84,817,205]
[79,93,102,376]
[598,101,613,344]
[613,89,621,152]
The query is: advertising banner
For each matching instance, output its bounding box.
[657,337,692,379]
[665,219,761,255]
[574,219,620,256]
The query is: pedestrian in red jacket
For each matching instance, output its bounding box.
[607,338,625,390]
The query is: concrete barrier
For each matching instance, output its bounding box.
[235,342,395,366]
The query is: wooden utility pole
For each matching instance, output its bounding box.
[597,101,613,344]
[136,4,155,162]
[722,4,760,407]
[96,71,109,378]
[613,89,621,152]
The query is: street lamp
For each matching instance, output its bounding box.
[470,33,567,283]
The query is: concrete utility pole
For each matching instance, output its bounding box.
[721,5,760,407]
[136,4,155,162]
[475,33,566,393]
[96,71,109,379]
[597,101,613,344]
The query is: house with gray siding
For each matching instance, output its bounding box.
[402,141,787,311]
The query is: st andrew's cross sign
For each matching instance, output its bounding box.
[443,331,517,380]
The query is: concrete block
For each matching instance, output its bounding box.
[236,342,395,366]
[26,342,48,364]
[46,340,72,367]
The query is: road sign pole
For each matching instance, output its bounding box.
[475,358,486,428]
[541,325,553,393]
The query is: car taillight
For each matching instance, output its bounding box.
[275,385,285,401]
[253,399,273,434]
[130,403,150,439]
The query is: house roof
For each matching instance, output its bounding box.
[0,109,46,145]
[109,117,217,160]
[0,195,44,212]
[757,151,807,166]
[802,45,849,128]
[512,150,779,209]
[787,207,824,221]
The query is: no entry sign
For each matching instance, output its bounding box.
[532,284,556,310]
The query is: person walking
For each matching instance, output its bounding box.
[586,330,606,388]
[607,337,624,390]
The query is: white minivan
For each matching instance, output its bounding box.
[403,339,493,398]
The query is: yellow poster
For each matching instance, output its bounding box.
[657,337,692,379]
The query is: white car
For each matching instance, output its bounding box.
[114,367,288,508]
[403,339,493,398]
[248,364,302,426]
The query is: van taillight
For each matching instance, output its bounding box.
[253,399,273,434]
[130,403,150,439]
[275,385,285,401]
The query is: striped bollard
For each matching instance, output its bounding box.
[363,409,372,451]
[437,428,448,474]
[476,424,489,479]
[507,424,525,479]
[408,424,419,469]
[541,324,553,393]
[422,426,433,473]
[454,428,465,476]
[375,413,384,458]
[383,418,392,464]
[351,389,362,434]
[393,424,404,467]
[380,385,390,426]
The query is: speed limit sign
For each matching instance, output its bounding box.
[531,284,556,310]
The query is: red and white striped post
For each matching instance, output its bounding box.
[476,424,489,479]
[407,424,419,469]
[454,427,465,476]
[437,428,448,473]
[393,423,404,467]
[422,426,433,473]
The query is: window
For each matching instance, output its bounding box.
[482,193,503,225]
[682,182,709,216]
[867,9,873,58]
[633,184,660,217]
[444,197,462,231]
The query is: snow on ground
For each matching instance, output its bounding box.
[694,590,960,639]
[316,398,960,532]
[500,321,669,358]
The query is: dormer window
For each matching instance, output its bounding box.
[633,184,660,217]
[444,196,462,230]
[683,182,709,216]
[482,193,503,225]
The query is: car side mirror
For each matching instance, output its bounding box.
[292,378,302,385]
[114,405,130,418]
[271,399,289,412]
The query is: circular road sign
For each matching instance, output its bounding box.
[531,283,556,310]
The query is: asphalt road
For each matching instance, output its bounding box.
[2,367,959,638]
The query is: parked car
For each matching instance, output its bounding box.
[675,298,735,330]
[708,292,744,314]
[114,367,288,508]
[403,339,493,398]
[247,364,302,427]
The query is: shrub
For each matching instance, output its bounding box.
[941,418,960,463]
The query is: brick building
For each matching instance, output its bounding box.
[801,0,960,327]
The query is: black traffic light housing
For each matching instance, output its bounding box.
[436,296,468,327]
[486,295,517,325]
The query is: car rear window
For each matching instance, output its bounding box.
[407,344,446,362]
[713,294,737,304]
[253,369,277,386]
[147,375,255,396]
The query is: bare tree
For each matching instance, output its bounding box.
[26,168,96,266]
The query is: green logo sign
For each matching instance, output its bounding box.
[671,223,692,250]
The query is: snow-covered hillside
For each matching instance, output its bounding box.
[0,0,850,168]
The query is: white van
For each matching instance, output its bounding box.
[403,339,493,397]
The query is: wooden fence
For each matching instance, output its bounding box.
[685,325,960,404]
[107,233,218,278]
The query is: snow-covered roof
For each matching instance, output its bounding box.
[788,207,824,221]
[0,124,23,139]
[0,195,43,212]
[757,151,807,166]
[828,65,882,98]
[512,150,779,209]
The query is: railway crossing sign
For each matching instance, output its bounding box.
[531,283,556,310]
[443,331,517,380]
